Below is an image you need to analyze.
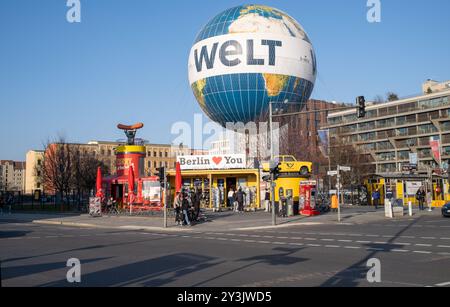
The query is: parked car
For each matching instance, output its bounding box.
[262,155,312,176]
[442,202,450,218]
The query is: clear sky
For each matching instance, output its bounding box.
[1,0,449,161]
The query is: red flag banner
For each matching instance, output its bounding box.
[430,139,441,164]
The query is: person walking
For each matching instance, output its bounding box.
[236,188,245,213]
[264,189,270,212]
[181,192,191,226]
[372,188,381,210]
[416,187,426,211]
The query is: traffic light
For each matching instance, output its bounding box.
[157,167,166,187]
[357,96,366,118]
[270,160,282,180]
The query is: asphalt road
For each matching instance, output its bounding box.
[1,214,450,287]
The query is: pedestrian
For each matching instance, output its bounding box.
[426,190,433,211]
[174,192,183,226]
[372,188,381,210]
[6,193,13,214]
[236,188,245,213]
[193,190,201,221]
[181,192,191,226]
[0,195,4,215]
[228,188,235,209]
[416,187,426,211]
[264,189,270,212]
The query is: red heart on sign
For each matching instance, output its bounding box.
[212,157,223,165]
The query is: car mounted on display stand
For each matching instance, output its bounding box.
[262,155,312,176]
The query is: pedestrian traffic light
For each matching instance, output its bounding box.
[270,160,282,180]
[357,96,366,118]
[157,167,166,187]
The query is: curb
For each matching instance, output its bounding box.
[31,220,193,232]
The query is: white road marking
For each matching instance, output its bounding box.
[325,245,340,248]
[435,282,450,287]
[357,241,371,244]
[344,246,361,249]
[307,244,321,247]
[392,249,409,253]
[438,245,450,248]
[397,243,411,246]
[421,237,436,240]
[415,244,432,247]
[413,251,432,254]
[321,239,335,242]
[338,240,353,243]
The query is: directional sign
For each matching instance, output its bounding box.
[339,166,351,172]
[328,171,338,176]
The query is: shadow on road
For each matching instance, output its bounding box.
[191,247,308,287]
[2,257,110,281]
[319,216,424,287]
[39,253,221,287]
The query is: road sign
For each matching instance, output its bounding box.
[328,171,338,176]
[339,166,351,172]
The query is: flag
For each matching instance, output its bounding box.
[429,137,441,165]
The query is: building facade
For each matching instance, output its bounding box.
[25,141,206,195]
[323,86,450,175]
[0,160,26,192]
[25,150,44,194]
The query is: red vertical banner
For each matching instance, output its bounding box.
[430,139,441,165]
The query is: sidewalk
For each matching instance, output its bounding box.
[0,206,441,232]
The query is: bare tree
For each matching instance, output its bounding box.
[72,146,109,202]
[324,135,375,189]
[35,137,74,206]
[386,92,399,102]
[36,137,109,209]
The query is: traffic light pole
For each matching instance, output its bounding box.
[163,174,168,228]
[269,102,277,226]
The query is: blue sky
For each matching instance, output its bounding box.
[1,0,449,160]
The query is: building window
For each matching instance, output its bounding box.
[165,152,168,158]
[154,161,157,168]
[153,151,157,157]
[159,152,162,157]
[397,151,410,160]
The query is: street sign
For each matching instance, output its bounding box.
[339,166,351,172]
[328,171,338,176]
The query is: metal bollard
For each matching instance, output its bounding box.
[408,201,413,217]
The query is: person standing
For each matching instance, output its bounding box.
[174,192,183,226]
[264,189,270,212]
[193,190,201,221]
[181,192,191,226]
[228,188,235,209]
[372,188,381,210]
[236,188,245,213]
[416,187,426,211]
[426,189,433,211]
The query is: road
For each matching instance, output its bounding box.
[1,213,450,287]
